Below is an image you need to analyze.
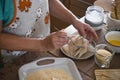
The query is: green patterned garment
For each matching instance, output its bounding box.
[0,0,14,27]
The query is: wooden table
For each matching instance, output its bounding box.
[0,19,120,80]
[0,42,120,80]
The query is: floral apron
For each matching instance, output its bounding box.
[1,0,50,61]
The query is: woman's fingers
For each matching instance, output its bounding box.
[50,31,69,49]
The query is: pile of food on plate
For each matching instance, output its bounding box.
[95,49,112,67]
[26,68,73,80]
[111,0,120,19]
[61,35,95,59]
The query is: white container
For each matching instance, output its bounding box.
[107,13,120,30]
[85,6,105,30]
[18,57,83,80]
[105,31,120,53]
[85,6,104,25]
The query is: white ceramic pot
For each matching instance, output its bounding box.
[105,31,120,53]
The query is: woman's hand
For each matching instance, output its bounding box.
[41,30,69,51]
[72,18,98,42]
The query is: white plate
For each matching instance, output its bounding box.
[60,43,95,60]
[18,57,83,80]
[63,28,95,60]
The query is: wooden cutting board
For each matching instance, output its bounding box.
[95,69,120,80]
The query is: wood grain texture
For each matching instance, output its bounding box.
[95,69,120,80]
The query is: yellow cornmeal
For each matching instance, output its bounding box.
[26,68,73,80]
[108,40,120,46]
[95,49,112,65]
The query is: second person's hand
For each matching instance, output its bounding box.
[72,18,98,42]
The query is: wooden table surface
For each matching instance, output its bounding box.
[0,25,120,80]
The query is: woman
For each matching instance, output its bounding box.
[0,0,98,61]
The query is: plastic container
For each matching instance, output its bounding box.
[19,57,83,80]
[85,6,105,30]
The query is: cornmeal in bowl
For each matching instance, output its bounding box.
[95,49,112,65]
[26,68,73,80]
[111,0,120,19]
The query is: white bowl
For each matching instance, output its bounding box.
[105,31,120,53]
[107,13,120,30]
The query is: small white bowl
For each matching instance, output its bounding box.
[105,31,120,53]
[107,13,120,30]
